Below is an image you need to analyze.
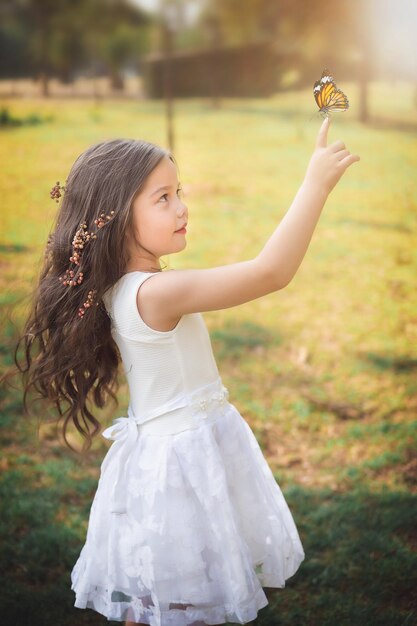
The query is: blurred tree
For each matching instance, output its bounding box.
[197,0,373,118]
[0,0,152,95]
[99,23,150,90]
[78,0,151,91]
[198,0,266,47]
[158,0,179,153]
[202,12,223,108]
[0,6,30,78]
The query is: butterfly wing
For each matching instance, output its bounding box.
[313,69,349,114]
[313,79,323,108]
[315,80,338,109]
[327,88,349,112]
[313,69,334,109]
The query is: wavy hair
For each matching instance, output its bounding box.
[9,138,175,453]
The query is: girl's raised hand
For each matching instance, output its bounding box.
[303,117,360,196]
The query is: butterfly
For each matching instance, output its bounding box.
[313,68,349,118]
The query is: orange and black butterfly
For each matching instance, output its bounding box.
[313,68,349,118]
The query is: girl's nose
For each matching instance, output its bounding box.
[177,201,187,216]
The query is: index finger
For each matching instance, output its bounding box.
[316,116,330,149]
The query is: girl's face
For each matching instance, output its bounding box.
[126,156,188,270]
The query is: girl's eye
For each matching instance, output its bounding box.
[160,187,183,202]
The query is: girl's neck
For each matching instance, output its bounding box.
[125,267,162,273]
[125,261,162,273]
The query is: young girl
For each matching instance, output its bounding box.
[16,115,359,626]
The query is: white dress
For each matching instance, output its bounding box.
[70,270,305,625]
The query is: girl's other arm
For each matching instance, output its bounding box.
[138,117,360,322]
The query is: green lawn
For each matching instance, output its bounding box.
[1,83,417,625]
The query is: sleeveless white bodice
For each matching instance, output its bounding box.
[102,271,227,425]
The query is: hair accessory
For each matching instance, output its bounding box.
[78,289,99,318]
[52,178,116,316]
[95,212,115,228]
[58,211,116,287]
[58,222,95,286]
[50,181,67,203]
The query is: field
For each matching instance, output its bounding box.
[1,81,417,625]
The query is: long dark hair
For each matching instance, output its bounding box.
[9,138,176,453]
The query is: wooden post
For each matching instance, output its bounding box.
[358,42,370,124]
[205,14,222,109]
[160,10,175,153]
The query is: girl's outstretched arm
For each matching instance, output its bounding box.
[137,117,360,326]
[254,116,360,287]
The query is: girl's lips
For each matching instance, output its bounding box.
[175,227,187,233]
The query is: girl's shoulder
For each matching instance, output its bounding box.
[102,270,188,337]
[102,271,149,311]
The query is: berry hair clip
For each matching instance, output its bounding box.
[50,180,67,202]
[78,288,98,319]
[50,180,115,318]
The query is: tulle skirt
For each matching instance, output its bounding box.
[70,397,305,625]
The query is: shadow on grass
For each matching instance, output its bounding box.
[364,352,417,374]
[210,320,280,361]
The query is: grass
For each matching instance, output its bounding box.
[1,81,417,625]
